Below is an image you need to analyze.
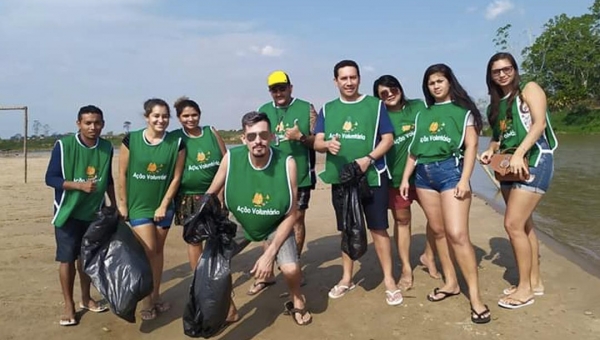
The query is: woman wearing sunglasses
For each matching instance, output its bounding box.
[373,75,440,291]
[171,97,228,271]
[480,52,558,309]
[400,64,490,324]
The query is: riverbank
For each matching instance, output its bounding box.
[1,155,599,339]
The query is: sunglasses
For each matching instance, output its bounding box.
[378,87,399,100]
[491,65,514,77]
[245,131,270,142]
[269,85,289,93]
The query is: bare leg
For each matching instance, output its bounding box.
[187,243,203,271]
[76,259,102,309]
[281,262,311,324]
[153,227,171,311]
[294,209,307,258]
[420,222,441,279]
[58,262,76,322]
[500,187,543,304]
[392,207,413,289]
[371,229,399,292]
[440,190,487,316]
[131,223,158,317]
[417,188,459,297]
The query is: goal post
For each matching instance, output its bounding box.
[0,106,28,183]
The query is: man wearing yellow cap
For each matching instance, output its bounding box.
[253,71,316,295]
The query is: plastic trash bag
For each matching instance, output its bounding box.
[338,162,368,260]
[81,206,153,323]
[183,194,238,338]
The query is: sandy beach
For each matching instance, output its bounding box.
[1,153,599,340]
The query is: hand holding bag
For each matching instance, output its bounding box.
[489,148,529,182]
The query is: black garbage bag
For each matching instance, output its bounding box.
[183,194,238,338]
[81,206,153,323]
[338,162,369,260]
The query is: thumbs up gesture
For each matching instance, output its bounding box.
[327,134,341,155]
[284,120,301,141]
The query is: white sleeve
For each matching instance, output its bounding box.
[466,113,474,126]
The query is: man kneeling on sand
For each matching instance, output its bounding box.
[205,111,312,326]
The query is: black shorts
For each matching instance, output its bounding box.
[331,173,389,231]
[298,186,312,211]
[54,218,91,263]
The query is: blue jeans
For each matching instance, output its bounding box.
[415,157,464,193]
[500,152,554,194]
[129,209,175,229]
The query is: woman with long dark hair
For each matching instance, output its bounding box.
[480,52,557,309]
[400,64,490,323]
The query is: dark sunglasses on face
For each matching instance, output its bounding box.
[491,65,514,77]
[378,87,399,99]
[246,131,270,142]
[269,85,288,93]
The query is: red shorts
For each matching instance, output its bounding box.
[388,186,417,210]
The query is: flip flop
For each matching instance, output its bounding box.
[385,289,404,306]
[154,301,171,313]
[471,304,491,324]
[59,317,78,327]
[328,283,356,299]
[247,281,276,296]
[140,307,157,321]
[427,287,460,302]
[283,301,312,326]
[397,277,413,291]
[502,285,544,296]
[79,303,109,313]
[498,297,535,309]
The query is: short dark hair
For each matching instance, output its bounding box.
[373,74,407,107]
[173,96,201,117]
[334,59,360,79]
[143,98,170,117]
[241,111,271,131]
[77,105,104,121]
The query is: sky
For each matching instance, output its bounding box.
[0,0,595,138]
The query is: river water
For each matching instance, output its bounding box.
[473,135,600,271]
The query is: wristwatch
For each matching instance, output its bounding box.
[367,154,376,165]
[299,134,307,144]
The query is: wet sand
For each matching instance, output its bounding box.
[1,154,599,339]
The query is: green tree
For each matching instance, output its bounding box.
[493,24,512,51]
[521,8,600,110]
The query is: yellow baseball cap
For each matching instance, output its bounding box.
[267,70,291,87]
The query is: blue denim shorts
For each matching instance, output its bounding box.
[500,152,554,194]
[129,209,175,229]
[415,157,464,193]
[54,218,91,262]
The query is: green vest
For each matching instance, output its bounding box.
[491,93,558,167]
[318,95,384,186]
[52,134,113,227]
[225,146,292,242]
[172,126,223,195]
[387,99,426,187]
[258,98,314,188]
[409,101,469,164]
[126,129,181,219]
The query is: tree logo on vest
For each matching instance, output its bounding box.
[500,119,516,139]
[252,192,270,207]
[133,162,167,180]
[329,116,366,141]
[188,150,220,171]
[394,124,415,145]
[86,166,96,179]
[235,192,280,216]
[419,121,451,143]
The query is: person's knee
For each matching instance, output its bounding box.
[445,229,470,246]
[280,263,301,277]
[504,218,524,236]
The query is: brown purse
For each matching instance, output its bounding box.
[489,148,529,182]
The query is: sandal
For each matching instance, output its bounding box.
[503,285,544,296]
[247,281,276,296]
[59,316,78,327]
[427,287,460,302]
[283,301,312,326]
[79,302,109,313]
[385,289,404,306]
[397,276,413,291]
[498,297,535,309]
[154,301,171,313]
[471,304,491,324]
[328,283,356,299]
[140,307,157,321]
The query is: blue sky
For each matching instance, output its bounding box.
[0,0,594,138]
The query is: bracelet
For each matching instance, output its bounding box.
[366,154,376,164]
